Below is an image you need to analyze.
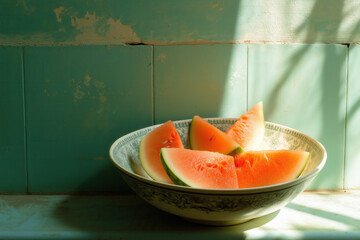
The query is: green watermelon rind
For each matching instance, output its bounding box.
[160,149,190,187]
[161,149,310,189]
[295,152,310,178]
[228,147,244,156]
[138,121,185,184]
[139,138,159,181]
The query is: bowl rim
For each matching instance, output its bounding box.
[109,118,327,195]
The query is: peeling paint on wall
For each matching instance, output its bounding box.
[53,6,65,23]
[157,53,167,63]
[72,73,108,107]
[209,2,224,11]
[73,84,85,102]
[209,2,221,8]
[84,74,91,86]
[62,10,141,44]
[1,1,360,45]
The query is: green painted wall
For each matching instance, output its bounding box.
[0,46,27,193]
[24,45,152,193]
[0,0,359,193]
[0,0,360,45]
[345,44,360,189]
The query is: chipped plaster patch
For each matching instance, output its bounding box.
[72,73,107,104]
[99,94,107,103]
[209,2,223,10]
[94,80,105,89]
[54,6,65,23]
[84,74,91,86]
[73,85,85,102]
[71,11,141,44]
[157,53,167,63]
[229,71,241,87]
[210,2,221,8]
[71,17,76,27]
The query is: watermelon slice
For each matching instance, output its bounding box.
[189,116,243,155]
[234,150,309,188]
[160,148,238,189]
[226,102,265,151]
[139,121,184,184]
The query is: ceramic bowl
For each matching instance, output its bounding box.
[109,118,327,226]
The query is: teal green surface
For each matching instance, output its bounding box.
[154,44,247,124]
[0,195,263,239]
[24,45,153,193]
[248,44,347,190]
[345,44,360,189]
[0,46,27,193]
[1,0,359,45]
[0,192,359,239]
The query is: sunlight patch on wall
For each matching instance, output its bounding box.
[218,45,247,118]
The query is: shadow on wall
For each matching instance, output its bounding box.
[249,0,349,189]
[294,0,348,189]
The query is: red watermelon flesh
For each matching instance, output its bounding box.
[234,150,309,188]
[190,116,243,155]
[139,121,184,184]
[226,102,265,151]
[160,148,238,189]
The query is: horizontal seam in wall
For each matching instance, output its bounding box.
[0,41,359,47]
